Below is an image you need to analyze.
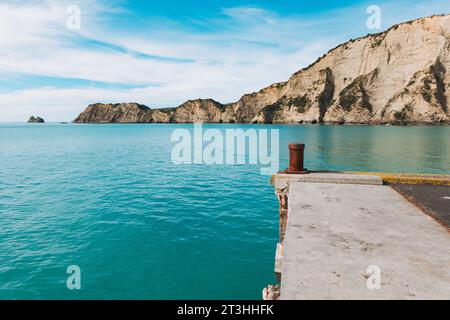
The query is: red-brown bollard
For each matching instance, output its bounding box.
[284,144,309,174]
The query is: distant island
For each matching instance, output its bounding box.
[27,116,45,123]
[74,15,449,125]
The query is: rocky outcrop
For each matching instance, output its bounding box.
[74,15,450,124]
[27,116,45,123]
[73,103,151,123]
[73,100,225,123]
[173,99,225,123]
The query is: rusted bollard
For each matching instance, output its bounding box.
[283,143,309,174]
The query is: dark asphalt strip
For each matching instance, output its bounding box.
[391,184,450,229]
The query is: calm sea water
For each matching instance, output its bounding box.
[0,124,449,299]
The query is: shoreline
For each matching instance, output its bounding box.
[4,122,450,127]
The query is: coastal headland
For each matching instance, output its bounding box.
[74,15,450,125]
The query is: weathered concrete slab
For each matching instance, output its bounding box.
[274,243,283,282]
[272,172,383,190]
[281,181,450,300]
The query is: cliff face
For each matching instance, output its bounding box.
[73,103,151,123]
[74,15,450,124]
[173,99,225,123]
[73,100,225,123]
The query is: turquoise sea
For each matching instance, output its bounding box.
[0,124,449,299]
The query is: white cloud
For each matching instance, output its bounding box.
[221,6,277,25]
[0,0,449,121]
[0,1,332,121]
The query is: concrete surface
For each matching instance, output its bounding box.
[275,243,283,282]
[272,172,383,190]
[281,181,450,300]
[349,172,450,186]
[392,184,450,228]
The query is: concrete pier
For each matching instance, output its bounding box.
[266,172,450,300]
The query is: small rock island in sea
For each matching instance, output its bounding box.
[27,116,45,123]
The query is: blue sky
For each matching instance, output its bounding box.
[0,0,449,121]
